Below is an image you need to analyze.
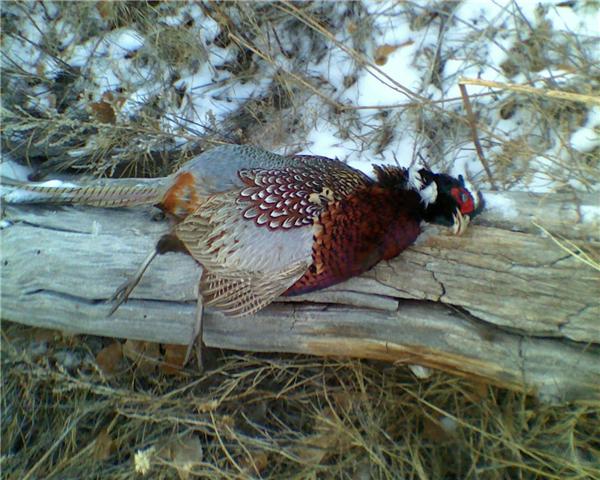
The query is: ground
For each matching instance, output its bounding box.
[1,1,599,478]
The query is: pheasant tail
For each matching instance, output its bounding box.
[1,176,170,207]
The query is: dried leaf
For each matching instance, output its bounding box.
[422,417,448,442]
[423,415,457,442]
[374,44,399,65]
[102,90,126,108]
[123,340,160,376]
[330,391,354,411]
[95,341,123,375]
[32,328,59,343]
[90,101,116,124]
[93,428,114,461]
[95,1,112,19]
[123,339,150,360]
[293,433,337,465]
[241,451,269,476]
[374,40,414,65]
[160,344,187,375]
[30,327,77,347]
[464,380,490,403]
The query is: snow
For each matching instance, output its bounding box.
[581,205,600,224]
[297,0,590,188]
[571,126,600,153]
[300,0,598,198]
[2,0,598,197]
[483,192,519,220]
[36,180,78,188]
[0,159,33,182]
[70,43,99,68]
[546,2,600,37]
[111,30,145,54]
[301,120,353,163]
[571,107,600,153]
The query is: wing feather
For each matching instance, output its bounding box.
[175,192,313,316]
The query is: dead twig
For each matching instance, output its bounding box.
[459,77,600,106]
[459,83,497,190]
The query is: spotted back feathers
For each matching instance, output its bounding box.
[237,156,371,230]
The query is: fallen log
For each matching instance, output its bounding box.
[1,191,599,402]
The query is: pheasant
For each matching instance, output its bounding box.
[2,144,484,364]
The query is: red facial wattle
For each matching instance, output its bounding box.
[450,186,475,215]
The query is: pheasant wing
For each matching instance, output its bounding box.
[175,192,313,317]
[199,263,307,316]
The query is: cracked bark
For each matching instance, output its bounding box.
[429,270,446,302]
[1,191,599,403]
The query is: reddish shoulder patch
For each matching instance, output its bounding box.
[161,172,200,218]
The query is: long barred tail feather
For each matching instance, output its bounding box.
[0,176,171,207]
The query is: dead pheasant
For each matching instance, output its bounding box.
[2,144,484,363]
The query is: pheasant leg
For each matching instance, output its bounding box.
[108,233,187,316]
[108,249,158,316]
[185,289,204,371]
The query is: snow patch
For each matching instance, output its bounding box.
[3,0,598,197]
[112,29,144,53]
[570,107,600,153]
[36,180,79,188]
[483,193,519,220]
[0,160,33,182]
[580,205,600,224]
[299,121,355,164]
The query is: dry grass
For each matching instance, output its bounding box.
[2,322,599,480]
[1,1,599,478]
[2,2,597,183]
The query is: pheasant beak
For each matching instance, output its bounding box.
[451,210,470,236]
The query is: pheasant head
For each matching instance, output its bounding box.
[373,165,484,235]
[417,169,484,235]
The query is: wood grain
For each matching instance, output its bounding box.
[1,190,599,402]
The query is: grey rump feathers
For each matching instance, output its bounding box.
[1,176,170,207]
[0,145,360,206]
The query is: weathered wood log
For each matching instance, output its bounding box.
[1,191,599,403]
